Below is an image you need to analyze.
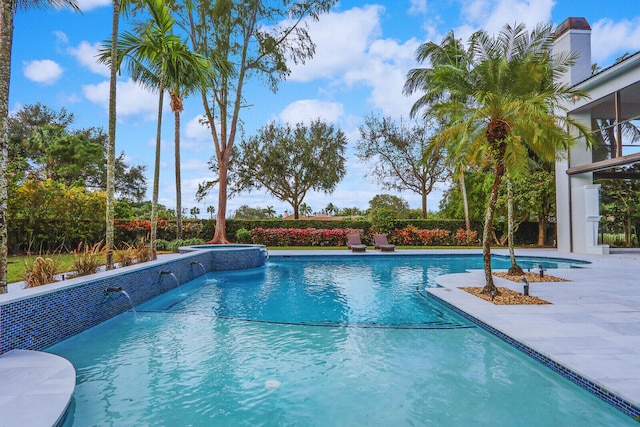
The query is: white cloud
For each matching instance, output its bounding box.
[342,37,422,118]
[287,5,384,82]
[75,0,110,12]
[278,100,344,124]
[53,30,68,45]
[82,78,161,117]
[23,59,63,85]
[67,41,109,76]
[591,17,640,64]
[458,0,555,36]
[284,5,422,119]
[184,114,212,142]
[408,0,428,16]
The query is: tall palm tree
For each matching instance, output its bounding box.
[100,0,207,259]
[404,31,474,232]
[106,0,123,270]
[165,47,211,240]
[408,23,592,293]
[0,0,79,293]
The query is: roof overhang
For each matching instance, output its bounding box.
[567,152,640,175]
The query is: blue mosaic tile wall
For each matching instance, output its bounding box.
[427,291,640,420]
[0,245,266,355]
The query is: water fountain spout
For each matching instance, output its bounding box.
[104,287,136,313]
[159,270,180,289]
[190,261,206,275]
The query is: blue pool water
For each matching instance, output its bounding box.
[49,254,634,426]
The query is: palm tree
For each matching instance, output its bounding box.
[407,23,592,293]
[100,0,207,259]
[404,31,474,232]
[0,0,79,293]
[106,0,123,270]
[164,42,211,240]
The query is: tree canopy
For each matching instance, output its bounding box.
[8,103,147,201]
[180,0,337,242]
[357,115,447,218]
[232,119,347,219]
[405,22,592,292]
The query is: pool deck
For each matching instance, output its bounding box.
[0,248,639,425]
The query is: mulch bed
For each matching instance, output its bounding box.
[460,271,568,305]
[461,286,551,305]
[493,271,569,283]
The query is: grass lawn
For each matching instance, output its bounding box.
[7,253,83,284]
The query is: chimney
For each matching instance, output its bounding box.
[553,17,592,86]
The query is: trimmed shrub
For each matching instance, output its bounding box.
[235,228,252,243]
[251,228,365,246]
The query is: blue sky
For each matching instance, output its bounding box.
[10,0,640,218]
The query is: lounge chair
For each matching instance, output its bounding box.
[373,234,395,252]
[347,233,367,252]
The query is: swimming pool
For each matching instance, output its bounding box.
[49,254,634,426]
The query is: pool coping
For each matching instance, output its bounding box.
[0,349,75,427]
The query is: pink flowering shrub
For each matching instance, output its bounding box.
[251,228,365,246]
[417,228,451,245]
[393,225,451,246]
[454,229,479,246]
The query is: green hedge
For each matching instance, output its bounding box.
[7,217,550,253]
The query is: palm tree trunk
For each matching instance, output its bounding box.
[537,212,546,246]
[482,165,504,294]
[507,178,523,275]
[460,172,470,232]
[105,0,120,271]
[174,108,182,240]
[0,0,15,294]
[150,76,165,260]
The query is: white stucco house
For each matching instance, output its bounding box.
[553,17,640,254]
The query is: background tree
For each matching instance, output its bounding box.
[181,0,337,243]
[162,25,213,241]
[357,115,447,218]
[368,194,410,216]
[206,205,216,219]
[598,165,640,247]
[368,194,410,234]
[231,119,347,219]
[232,205,272,220]
[438,170,492,222]
[8,104,147,200]
[404,30,473,229]
[299,203,313,217]
[265,205,276,218]
[515,168,555,246]
[338,207,365,217]
[408,23,592,293]
[100,0,203,259]
[0,0,79,292]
